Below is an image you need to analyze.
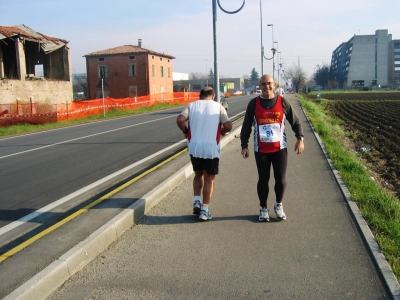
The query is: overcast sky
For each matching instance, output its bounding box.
[1,0,400,80]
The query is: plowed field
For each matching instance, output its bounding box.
[326,100,400,199]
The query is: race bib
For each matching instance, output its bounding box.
[258,123,281,142]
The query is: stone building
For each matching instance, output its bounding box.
[0,24,72,104]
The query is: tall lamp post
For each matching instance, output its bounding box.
[213,0,245,103]
[273,41,278,80]
[205,59,208,86]
[260,1,274,76]
[260,19,276,76]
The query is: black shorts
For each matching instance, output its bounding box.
[190,155,219,175]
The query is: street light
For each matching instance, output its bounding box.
[213,0,245,102]
[259,1,274,76]
[205,59,208,86]
[272,41,279,80]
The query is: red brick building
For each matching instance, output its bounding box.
[84,40,175,99]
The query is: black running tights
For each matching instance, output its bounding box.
[254,149,288,208]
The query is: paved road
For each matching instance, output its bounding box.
[0,96,252,229]
[6,94,399,299]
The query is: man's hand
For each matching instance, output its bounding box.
[294,140,305,154]
[241,148,250,159]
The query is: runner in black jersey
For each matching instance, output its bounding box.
[240,74,305,222]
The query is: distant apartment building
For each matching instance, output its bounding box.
[330,29,400,89]
[84,40,175,99]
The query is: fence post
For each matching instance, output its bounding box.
[66,101,69,120]
[30,96,34,114]
[16,98,20,115]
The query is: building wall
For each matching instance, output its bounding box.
[147,54,174,97]
[0,79,73,104]
[393,40,400,88]
[86,53,173,99]
[173,77,244,93]
[0,38,72,104]
[332,29,395,88]
[347,35,376,86]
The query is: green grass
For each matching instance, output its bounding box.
[0,102,183,138]
[298,94,400,280]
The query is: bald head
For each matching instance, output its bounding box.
[259,75,275,86]
[200,87,215,100]
[259,74,276,98]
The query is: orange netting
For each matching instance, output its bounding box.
[0,92,198,127]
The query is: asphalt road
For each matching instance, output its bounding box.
[0,95,253,299]
[0,95,253,227]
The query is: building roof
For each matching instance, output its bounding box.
[0,24,68,54]
[84,44,175,59]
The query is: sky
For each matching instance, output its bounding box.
[1,0,400,81]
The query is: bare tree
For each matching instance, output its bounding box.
[189,72,208,80]
[285,64,307,93]
[73,73,88,100]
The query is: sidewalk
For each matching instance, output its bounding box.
[18,95,399,299]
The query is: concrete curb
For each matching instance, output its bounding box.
[4,126,243,300]
[300,103,400,299]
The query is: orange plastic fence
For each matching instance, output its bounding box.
[0,92,199,127]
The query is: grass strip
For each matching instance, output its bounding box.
[298,95,400,280]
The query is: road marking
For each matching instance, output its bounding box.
[0,139,186,236]
[0,115,176,159]
[0,147,188,263]
[0,110,246,263]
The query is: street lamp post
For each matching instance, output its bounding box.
[273,41,278,80]
[260,1,274,76]
[212,0,245,103]
[205,59,208,87]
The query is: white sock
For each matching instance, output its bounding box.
[194,196,201,203]
[202,204,209,212]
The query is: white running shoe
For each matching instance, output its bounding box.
[259,207,270,222]
[199,209,212,221]
[274,202,286,221]
[193,199,201,215]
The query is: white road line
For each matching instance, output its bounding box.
[0,139,186,236]
[0,115,175,160]
[0,110,245,236]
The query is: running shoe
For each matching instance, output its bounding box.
[199,209,212,221]
[274,202,286,221]
[193,199,201,215]
[259,207,270,222]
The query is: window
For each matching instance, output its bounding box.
[35,64,44,77]
[152,65,155,77]
[98,57,105,62]
[128,64,136,77]
[168,67,171,78]
[224,82,234,89]
[98,66,109,78]
[160,66,164,77]
[129,55,136,60]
